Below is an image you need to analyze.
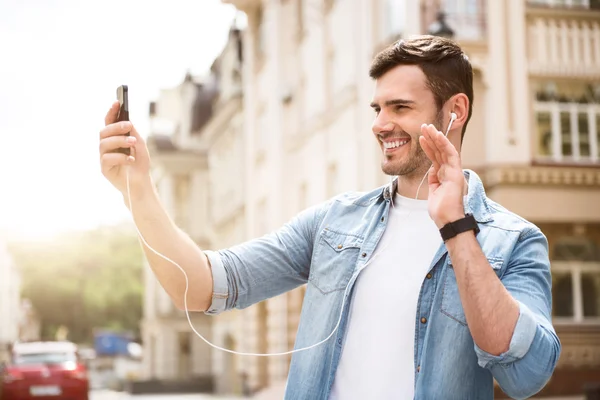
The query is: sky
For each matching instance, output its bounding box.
[0,0,239,240]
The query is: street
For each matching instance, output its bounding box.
[90,389,248,400]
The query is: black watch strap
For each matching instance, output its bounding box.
[439,213,480,242]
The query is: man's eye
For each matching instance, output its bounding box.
[395,105,406,111]
[373,108,380,114]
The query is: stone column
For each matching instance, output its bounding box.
[263,0,289,382]
[356,0,383,191]
[485,0,530,165]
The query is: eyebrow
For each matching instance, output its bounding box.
[370,99,416,108]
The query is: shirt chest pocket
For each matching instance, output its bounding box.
[309,229,364,294]
[440,256,504,326]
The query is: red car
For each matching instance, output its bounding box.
[1,341,89,400]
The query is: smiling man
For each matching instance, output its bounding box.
[98,35,560,400]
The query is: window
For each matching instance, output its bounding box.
[297,0,305,40]
[528,0,595,9]
[15,352,76,365]
[382,0,405,41]
[442,0,486,40]
[255,6,268,63]
[551,237,600,324]
[534,82,600,163]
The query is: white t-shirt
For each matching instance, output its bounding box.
[329,193,442,400]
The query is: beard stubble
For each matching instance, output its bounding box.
[381,110,444,178]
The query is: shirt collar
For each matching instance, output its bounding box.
[381,169,493,223]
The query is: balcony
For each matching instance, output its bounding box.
[528,0,600,9]
[526,2,600,78]
[422,0,487,42]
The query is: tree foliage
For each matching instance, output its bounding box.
[8,224,144,345]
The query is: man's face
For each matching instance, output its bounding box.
[370,65,442,177]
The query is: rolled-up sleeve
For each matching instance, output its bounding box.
[202,202,328,316]
[475,227,561,400]
[203,250,230,315]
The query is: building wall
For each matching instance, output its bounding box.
[139,0,599,396]
[141,76,214,382]
[222,0,600,398]
[0,240,20,363]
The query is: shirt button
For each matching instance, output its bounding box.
[426,273,432,279]
[337,338,342,345]
[417,366,421,373]
[381,217,385,222]
[421,317,427,324]
[337,244,343,249]
[362,253,367,257]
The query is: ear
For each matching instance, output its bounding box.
[444,93,469,136]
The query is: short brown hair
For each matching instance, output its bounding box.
[369,35,473,140]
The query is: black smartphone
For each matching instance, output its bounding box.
[115,85,130,155]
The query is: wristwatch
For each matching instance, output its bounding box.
[439,213,480,242]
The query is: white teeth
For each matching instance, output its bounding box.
[383,140,409,149]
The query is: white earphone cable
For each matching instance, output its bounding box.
[124,113,455,357]
[125,168,394,356]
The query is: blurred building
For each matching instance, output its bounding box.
[142,0,600,397]
[17,299,41,343]
[219,0,600,398]
[141,23,246,394]
[140,75,214,388]
[0,240,21,364]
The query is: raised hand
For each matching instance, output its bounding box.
[418,123,466,229]
[99,101,153,203]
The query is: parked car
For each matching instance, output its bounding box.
[1,341,89,400]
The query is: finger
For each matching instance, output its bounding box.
[100,152,135,173]
[433,128,461,168]
[427,165,440,189]
[128,123,144,143]
[427,125,447,166]
[419,135,440,170]
[426,125,445,162]
[105,101,120,126]
[100,121,132,140]
[99,135,137,156]
[422,124,443,166]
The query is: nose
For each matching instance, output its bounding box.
[372,112,395,135]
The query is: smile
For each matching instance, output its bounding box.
[382,139,410,149]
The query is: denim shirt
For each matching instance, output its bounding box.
[204,170,561,400]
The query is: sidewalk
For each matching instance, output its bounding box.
[247,382,587,400]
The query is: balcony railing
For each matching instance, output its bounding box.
[528,0,600,9]
[527,16,600,77]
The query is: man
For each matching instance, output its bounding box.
[98,36,560,399]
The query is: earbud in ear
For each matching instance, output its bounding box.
[444,112,457,137]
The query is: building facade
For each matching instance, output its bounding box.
[141,0,600,397]
[141,72,214,387]
[0,240,20,364]
[219,0,600,398]
[141,24,249,394]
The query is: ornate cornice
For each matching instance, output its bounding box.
[482,165,600,188]
[555,324,600,368]
[557,345,600,368]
